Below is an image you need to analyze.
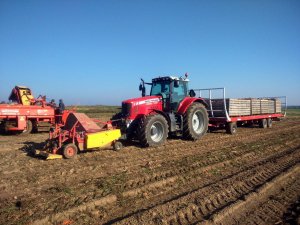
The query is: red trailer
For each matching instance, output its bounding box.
[193,88,287,134]
[0,86,66,134]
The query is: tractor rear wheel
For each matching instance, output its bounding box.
[62,143,78,159]
[137,114,168,147]
[183,103,208,140]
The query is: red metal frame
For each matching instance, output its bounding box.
[209,113,284,123]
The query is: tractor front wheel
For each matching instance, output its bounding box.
[137,114,168,147]
[62,143,78,159]
[183,103,208,140]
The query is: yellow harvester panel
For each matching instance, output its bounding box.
[19,89,34,105]
[86,129,121,149]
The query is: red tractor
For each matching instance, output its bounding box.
[113,75,209,147]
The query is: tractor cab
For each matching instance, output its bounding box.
[141,76,190,111]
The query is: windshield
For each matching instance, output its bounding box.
[150,80,171,96]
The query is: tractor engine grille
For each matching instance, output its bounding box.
[122,102,131,117]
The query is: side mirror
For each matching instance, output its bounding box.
[189,89,196,97]
[174,80,179,88]
[139,79,146,97]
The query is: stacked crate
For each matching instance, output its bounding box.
[227,99,251,116]
[207,98,281,117]
[275,99,282,113]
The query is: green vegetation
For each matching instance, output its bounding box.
[286,108,300,117]
[67,105,120,114]
[67,105,121,120]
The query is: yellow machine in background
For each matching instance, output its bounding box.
[9,86,35,105]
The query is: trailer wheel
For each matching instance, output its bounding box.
[183,103,208,140]
[62,143,78,159]
[259,119,267,129]
[137,114,168,147]
[21,120,33,135]
[226,122,237,135]
[267,118,273,128]
[113,141,123,151]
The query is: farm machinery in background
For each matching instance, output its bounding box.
[0,86,68,134]
[35,74,286,159]
[112,74,286,147]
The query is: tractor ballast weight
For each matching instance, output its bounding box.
[113,76,209,147]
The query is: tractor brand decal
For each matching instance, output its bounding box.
[37,109,48,115]
[1,109,20,115]
[133,98,161,106]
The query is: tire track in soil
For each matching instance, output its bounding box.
[4,121,299,198]
[1,119,299,224]
[27,135,299,222]
[107,149,300,225]
[30,144,300,225]
[201,165,300,225]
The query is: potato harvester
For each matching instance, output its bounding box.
[35,112,122,160]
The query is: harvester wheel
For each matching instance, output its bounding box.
[62,143,78,159]
[113,141,123,151]
[0,122,5,134]
[20,120,33,135]
[259,119,267,129]
[226,122,237,135]
[267,118,273,128]
[137,114,168,147]
[183,103,208,140]
[32,121,38,133]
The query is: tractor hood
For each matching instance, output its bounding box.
[123,96,162,106]
[121,96,163,119]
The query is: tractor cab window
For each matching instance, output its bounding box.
[170,81,189,110]
[172,81,188,101]
[150,81,171,98]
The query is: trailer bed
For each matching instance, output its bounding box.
[193,88,286,133]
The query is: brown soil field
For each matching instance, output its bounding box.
[0,109,300,225]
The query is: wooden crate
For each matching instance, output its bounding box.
[207,98,282,117]
[227,99,251,116]
[275,99,282,113]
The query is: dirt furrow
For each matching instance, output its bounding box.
[109,148,300,225]
[1,117,299,225]
[28,144,300,225]
[206,165,300,225]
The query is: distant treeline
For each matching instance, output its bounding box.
[67,105,120,114]
[287,106,300,109]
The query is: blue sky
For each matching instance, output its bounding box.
[0,0,299,105]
